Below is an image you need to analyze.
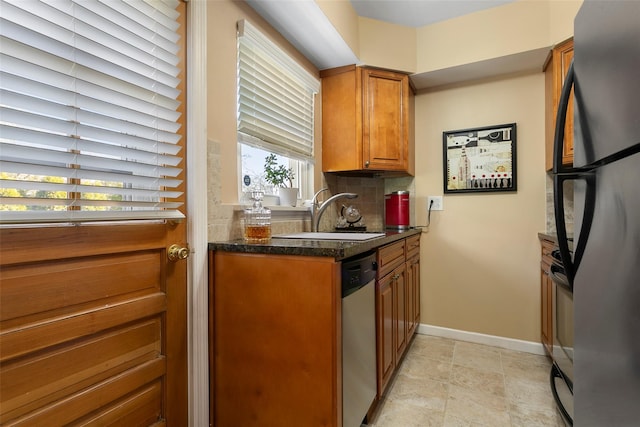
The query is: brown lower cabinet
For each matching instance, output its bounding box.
[209,252,342,426]
[209,233,421,426]
[375,235,421,397]
[539,236,555,356]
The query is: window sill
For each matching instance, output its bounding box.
[232,204,311,218]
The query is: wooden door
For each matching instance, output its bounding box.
[320,65,361,173]
[412,256,420,330]
[393,264,407,362]
[544,37,574,170]
[376,273,395,396]
[406,255,419,338]
[362,68,409,171]
[559,42,574,164]
[0,4,188,423]
[540,238,554,356]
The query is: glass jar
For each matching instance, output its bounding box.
[243,191,271,243]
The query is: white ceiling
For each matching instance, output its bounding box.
[350,0,516,28]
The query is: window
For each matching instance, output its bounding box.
[236,19,319,204]
[0,0,184,224]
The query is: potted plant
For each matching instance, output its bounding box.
[263,154,298,206]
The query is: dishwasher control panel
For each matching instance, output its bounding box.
[341,251,377,297]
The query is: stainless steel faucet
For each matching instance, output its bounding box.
[311,188,358,232]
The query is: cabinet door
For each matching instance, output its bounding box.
[544,38,574,170]
[320,65,360,173]
[393,264,407,362]
[541,263,553,356]
[376,273,395,396]
[540,238,554,356]
[560,44,574,164]
[362,68,409,171]
[213,253,341,426]
[406,255,420,337]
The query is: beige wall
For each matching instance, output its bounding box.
[358,17,416,73]
[415,1,551,73]
[414,73,546,342]
[548,0,582,43]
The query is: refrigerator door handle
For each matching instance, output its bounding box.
[553,60,574,175]
[550,364,574,426]
[553,172,596,286]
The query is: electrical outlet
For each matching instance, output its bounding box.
[427,196,443,211]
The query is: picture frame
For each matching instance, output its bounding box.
[443,123,517,194]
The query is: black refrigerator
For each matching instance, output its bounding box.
[552,0,640,425]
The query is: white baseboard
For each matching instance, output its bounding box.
[417,323,547,356]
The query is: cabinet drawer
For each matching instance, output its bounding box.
[405,234,420,260]
[377,240,405,278]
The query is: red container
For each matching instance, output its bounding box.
[385,191,410,230]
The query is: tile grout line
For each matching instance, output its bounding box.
[499,349,515,426]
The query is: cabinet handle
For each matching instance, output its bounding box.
[365,160,370,168]
[393,273,400,280]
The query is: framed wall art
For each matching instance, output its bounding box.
[443,123,517,194]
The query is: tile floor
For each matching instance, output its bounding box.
[367,335,566,427]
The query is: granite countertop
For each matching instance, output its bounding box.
[209,228,422,261]
[538,232,558,243]
[538,232,574,244]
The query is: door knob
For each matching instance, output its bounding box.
[168,244,190,262]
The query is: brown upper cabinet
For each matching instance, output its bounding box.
[320,65,415,176]
[544,38,574,171]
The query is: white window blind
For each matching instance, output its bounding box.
[0,0,184,224]
[237,19,319,161]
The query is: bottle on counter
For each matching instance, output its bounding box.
[243,191,271,243]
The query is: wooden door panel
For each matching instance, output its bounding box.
[1,319,161,417]
[561,46,574,162]
[212,253,340,426]
[394,266,407,360]
[1,293,165,362]
[73,381,164,427]
[1,251,161,322]
[368,78,402,159]
[0,222,186,426]
[413,257,420,326]
[3,361,165,426]
[406,259,415,336]
[376,274,395,396]
[363,69,408,171]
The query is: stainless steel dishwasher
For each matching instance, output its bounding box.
[342,251,377,427]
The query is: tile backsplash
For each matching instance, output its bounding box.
[545,173,574,234]
[319,174,386,232]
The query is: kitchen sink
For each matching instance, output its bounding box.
[273,232,385,241]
